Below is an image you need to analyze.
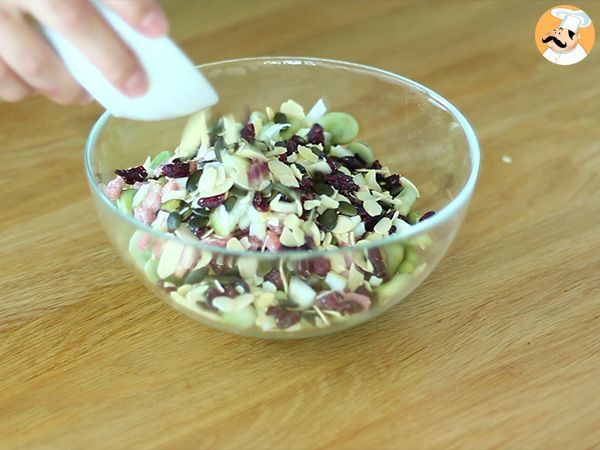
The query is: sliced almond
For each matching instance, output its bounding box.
[364,198,383,217]
[348,264,364,290]
[268,160,299,188]
[332,216,356,234]
[298,146,318,162]
[320,195,339,209]
[366,170,381,192]
[280,99,305,120]
[303,199,321,210]
[374,217,393,235]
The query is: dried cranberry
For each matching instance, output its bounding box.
[306,123,324,145]
[203,287,221,311]
[368,248,386,278]
[267,306,303,329]
[316,291,344,310]
[278,153,288,162]
[286,135,306,154]
[325,157,339,172]
[115,166,147,184]
[324,173,358,192]
[248,160,269,185]
[209,258,230,274]
[161,162,190,178]
[253,192,269,212]
[240,123,255,142]
[371,160,382,170]
[223,285,237,298]
[196,194,225,209]
[300,191,316,202]
[297,259,311,277]
[355,286,372,298]
[313,257,331,277]
[299,177,314,190]
[264,269,283,289]
[338,301,362,315]
[364,215,383,232]
[337,156,367,170]
[419,211,436,222]
[383,174,401,192]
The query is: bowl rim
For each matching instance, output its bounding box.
[84,56,480,259]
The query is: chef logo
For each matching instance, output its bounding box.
[535,5,595,65]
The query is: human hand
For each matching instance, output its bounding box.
[0,0,168,104]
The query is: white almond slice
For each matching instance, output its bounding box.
[132,183,149,209]
[212,296,235,312]
[238,257,258,282]
[289,277,316,308]
[329,253,346,274]
[270,194,298,214]
[161,189,187,202]
[353,173,366,187]
[374,217,393,235]
[178,110,209,156]
[354,252,373,273]
[177,284,193,296]
[310,160,332,175]
[262,281,277,292]
[268,160,299,188]
[283,214,301,228]
[280,99,305,120]
[304,199,321,210]
[280,227,299,247]
[226,238,244,251]
[239,236,251,249]
[354,222,366,238]
[249,220,267,241]
[338,166,352,176]
[298,146,318,163]
[265,106,275,121]
[157,240,185,279]
[348,264,364,290]
[332,216,356,234]
[262,123,290,140]
[355,190,373,202]
[393,218,412,233]
[222,115,241,145]
[288,164,302,180]
[186,285,210,303]
[286,153,298,163]
[194,250,213,269]
[329,145,354,158]
[369,276,383,287]
[366,170,381,192]
[292,226,306,246]
[237,146,268,161]
[325,272,347,291]
[196,165,217,192]
[306,98,327,123]
[233,293,255,311]
[400,176,421,198]
[322,232,333,247]
[364,198,383,217]
[320,195,339,209]
[196,179,234,199]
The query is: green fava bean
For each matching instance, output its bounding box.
[347,141,374,165]
[318,112,359,145]
[149,150,172,170]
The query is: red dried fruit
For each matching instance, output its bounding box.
[240,123,255,142]
[368,248,386,279]
[203,287,221,311]
[297,259,311,277]
[115,166,147,184]
[371,160,382,170]
[383,174,401,192]
[306,123,324,145]
[223,285,238,298]
[267,306,303,329]
[161,162,190,178]
[338,301,362,315]
[286,135,306,154]
[325,157,339,172]
[337,156,367,170]
[264,269,283,289]
[299,177,314,190]
[316,291,344,310]
[419,211,436,222]
[355,286,372,298]
[313,257,331,277]
[325,173,358,192]
[196,194,225,209]
[253,192,269,212]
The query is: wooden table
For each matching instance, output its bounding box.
[2,1,599,448]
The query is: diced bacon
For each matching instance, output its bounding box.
[343,293,371,311]
[143,182,163,212]
[106,176,125,201]
[265,230,282,252]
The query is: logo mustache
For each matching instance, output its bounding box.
[542,35,567,48]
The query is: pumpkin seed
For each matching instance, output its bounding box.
[390,185,404,197]
[230,186,248,198]
[314,182,334,196]
[257,260,275,277]
[167,212,182,231]
[317,209,338,231]
[261,182,273,198]
[272,182,298,201]
[192,208,212,217]
[116,189,135,216]
[188,215,208,231]
[214,136,226,163]
[183,267,209,285]
[407,211,420,225]
[274,112,288,124]
[338,202,358,216]
[224,196,237,212]
[161,199,183,213]
[186,171,202,192]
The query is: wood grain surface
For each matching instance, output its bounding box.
[2,1,599,449]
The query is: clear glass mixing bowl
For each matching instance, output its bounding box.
[84,57,480,338]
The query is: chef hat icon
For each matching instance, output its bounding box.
[551,8,592,33]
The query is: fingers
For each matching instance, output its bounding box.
[102,0,168,37]
[27,0,148,97]
[0,9,87,104]
[0,58,34,102]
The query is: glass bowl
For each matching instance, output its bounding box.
[84,57,480,339]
